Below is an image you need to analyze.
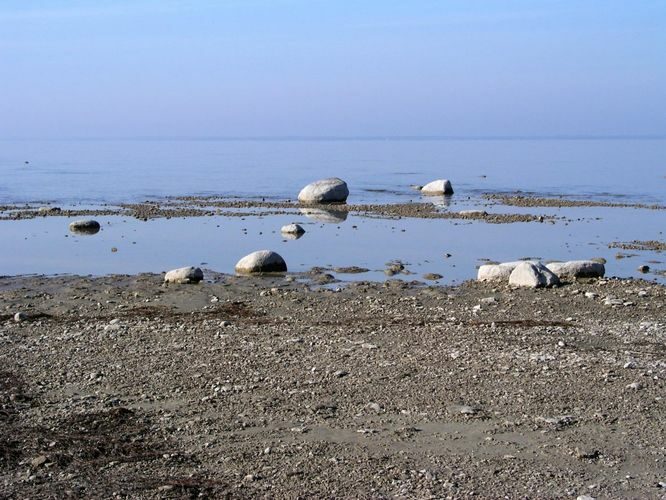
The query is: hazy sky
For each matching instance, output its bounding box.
[1,0,665,138]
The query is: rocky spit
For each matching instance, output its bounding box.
[1,272,665,498]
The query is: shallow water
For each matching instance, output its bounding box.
[1,138,665,205]
[1,138,664,281]
[2,207,664,284]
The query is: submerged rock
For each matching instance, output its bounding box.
[235,250,287,274]
[164,266,204,284]
[68,219,101,235]
[298,177,349,203]
[546,260,605,279]
[509,262,560,288]
[420,179,454,195]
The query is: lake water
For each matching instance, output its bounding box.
[1,138,664,282]
[1,138,665,205]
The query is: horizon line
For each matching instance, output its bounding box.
[2,134,666,141]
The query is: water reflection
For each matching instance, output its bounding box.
[299,208,348,223]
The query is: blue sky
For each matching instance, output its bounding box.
[1,0,665,138]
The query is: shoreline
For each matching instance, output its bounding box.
[1,272,665,497]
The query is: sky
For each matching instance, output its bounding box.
[1,0,665,138]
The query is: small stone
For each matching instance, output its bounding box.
[281,223,305,235]
[577,496,596,500]
[164,266,204,284]
[31,455,48,468]
[14,312,28,322]
[626,382,642,391]
[623,361,636,369]
[68,219,101,235]
[361,343,378,349]
[637,265,650,273]
[584,292,598,299]
[366,402,382,413]
[333,370,349,378]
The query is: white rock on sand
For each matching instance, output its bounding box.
[546,260,605,278]
[164,266,204,284]
[420,179,454,195]
[477,261,527,281]
[509,262,560,288]
[281,223,305,235]
[235,250,287,274]
[298,177,349,203]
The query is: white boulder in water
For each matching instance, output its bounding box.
[235,250,287,274]
[164,266,204,284]
[298,177,349,203]
[509,262,560,288]
[281,223,305,235]
[546,260,605,279]
[420,179,454,195]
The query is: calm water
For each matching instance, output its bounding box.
[1,138,665,205]
[1,138,664,281]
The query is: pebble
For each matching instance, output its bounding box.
[584,292,598,299]
[637,265,650,273]
[366,402,382,413]
[333,370,349,378]
[14,312,28,322]
[626,382,642,391]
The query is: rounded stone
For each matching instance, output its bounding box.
[420,179,454,196]
[298,178,349,204]
[68,219,101,235]
[281,224,305,235]
[164,266,204,284]
[235,250,287,274]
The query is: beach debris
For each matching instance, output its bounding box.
[164,266,204,284]
[298,177,349,203]
[68,219,101,235]
[38,206,61,215]
[235,250,287,274]
[458,209,487,216]
[545,260,605,279]
[281,223,305,236]
[637,265,650,273]
[420,179,454,195]
[509,262,560,288]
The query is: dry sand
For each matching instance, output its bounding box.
[1,271,665,498]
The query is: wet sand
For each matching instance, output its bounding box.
[1,271,665,498]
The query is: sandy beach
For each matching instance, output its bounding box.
[2,269,665,498]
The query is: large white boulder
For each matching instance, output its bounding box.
[509,262,560,288]
[298,177,349,204]
[164,266,204,284]
[420,179,454,195]
[235,250,287,274]
[477,261,527,281]
[546,260,605,279]
[69,219,101,235]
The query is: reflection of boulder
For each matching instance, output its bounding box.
[425,195,452,208]
[68,219,101,235]
[299,208,348,224]
[282,232,304,241]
